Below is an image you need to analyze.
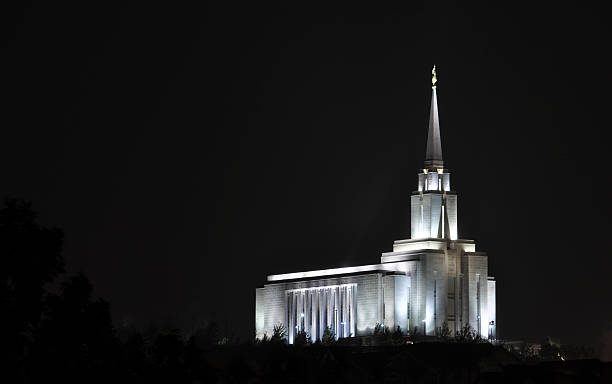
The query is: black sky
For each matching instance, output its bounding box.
[1,1,611,345]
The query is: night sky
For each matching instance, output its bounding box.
[2,1,611,346]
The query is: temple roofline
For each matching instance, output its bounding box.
[266,262,409,282]
[393,238,474,245]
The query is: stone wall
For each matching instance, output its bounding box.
[255,273,385,341]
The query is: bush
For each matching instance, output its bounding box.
[294,330,311,346]
[391,326,405,345]
[373,323,391,345]
[436,321,452,340]
[455,324,484,343]
[270,324,287,344]
[321,327,336,345]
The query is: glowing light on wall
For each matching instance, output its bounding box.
[392,239,447,252]
[268,264,390,282]
[286,284,356,343]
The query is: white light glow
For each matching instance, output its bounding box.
[392,239,447,252]
[268,264,391,282]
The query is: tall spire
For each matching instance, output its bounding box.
[424,65,443,169]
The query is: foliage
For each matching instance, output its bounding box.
[536,337,594,361]
[256,334,270,344]
[0,199,66,380]
[190,320,220,347]
[28,273,120,382]
[373,323,385,337]
[506,338,594,362]
[455,324,484,343]
[294,330,311,346]
[270,323,287,344]
[391,325,405,344]
[0,199,205,382]
[436,321,452,340]
[321,327,336,345]
[539,338,561,361]
[560,343,595,360]
[373,323,391,345]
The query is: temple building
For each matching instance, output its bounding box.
[255,67,496,343]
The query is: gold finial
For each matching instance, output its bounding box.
[432,65,437,88]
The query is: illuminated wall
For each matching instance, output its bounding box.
[286,284,356,342]
[410,193,457,240]
[256,248,495,341]
[445,194,458,240]
[410,193,442,239]
[383,274,410,331]
[461,253,489,336]
[412,169,457,240]
[255,273,384,342]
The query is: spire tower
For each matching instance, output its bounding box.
[424,65,443,169]
[256,68,496,345]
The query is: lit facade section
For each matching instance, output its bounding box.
[286,284,356,342]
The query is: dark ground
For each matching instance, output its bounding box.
[207,343,612,383]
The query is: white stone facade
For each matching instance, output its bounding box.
[256,238,496,341]
[255,79,496,342]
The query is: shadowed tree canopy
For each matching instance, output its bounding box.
[0,199,118,383]
[29,274,119,383]
[0,199,64,361]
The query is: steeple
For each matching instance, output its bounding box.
[424,65,443,169]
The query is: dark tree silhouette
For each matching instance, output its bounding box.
[270,323,287,344]
[373,323,391,345]
[0,199,64,379]
[28,274,120,382]
[189,320,220,348]
[0,199,120,383]
[392,325,404,344]
[436,321,452,341]
[321,327,336,345]
[121,331,149,379]
[151,329,188,383]
[293,330,311,346]
[455,324,484,343]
